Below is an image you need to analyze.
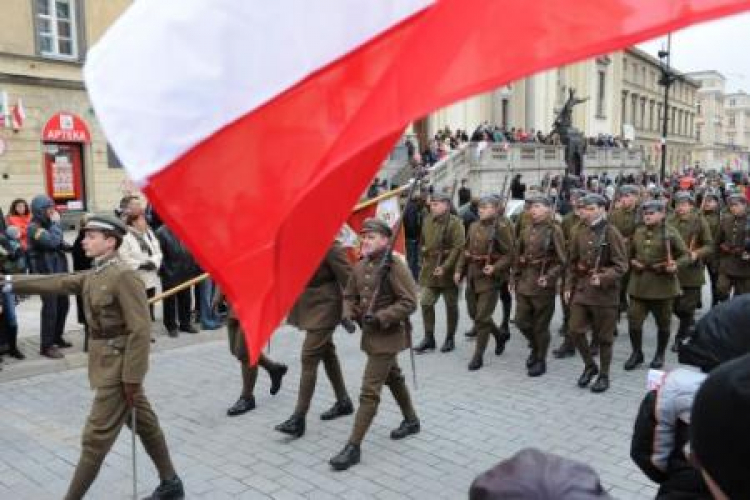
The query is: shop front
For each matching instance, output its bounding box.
[41,112,91,212]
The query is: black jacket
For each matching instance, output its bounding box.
[156,226,199,286]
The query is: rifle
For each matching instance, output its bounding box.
[663,218,674,269]
[364,168,426,389]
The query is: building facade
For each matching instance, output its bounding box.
[0,0,132,218]
[690,70,750,171]
[621,47,698,174]
[414,47,699,175]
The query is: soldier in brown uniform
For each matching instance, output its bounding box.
[455,194,515,371]
[222,295,287,416]
[553,189,586,359]
[513,194,566,377]
[624,201,690,371]
[716,193,750,300]
[565,194,628,393]
[415,192,465,354]
[275,241,353,438]
[4,216,184,500]
[701,189,722,306]
[668,191,713,351]
[330,219,419,471]
[609,185,641,316]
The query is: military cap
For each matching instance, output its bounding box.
[702,189,721,201]
[619,184,640,196]
[360,218,392,237]
[648,186,666,197]
[580,193,607,207]
[525,193,552,206]
[83,215,128,238]
[569,188,586,199]
[430,192,452,203]
[673,190,695,204]
[478,194,501,206]
[727,193,748,205]
[641,200,666,213]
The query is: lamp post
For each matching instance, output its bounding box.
[658,34,676,184]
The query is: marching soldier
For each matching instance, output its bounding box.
[668,191,713,351]
[553,189,586,359]
[4,215,184,499]
[624,201,690,371]
[414,192,465,354]
[455,195,515,371]
[276,241,353,438]
[701,189,722,306]
[716,194,750,300]
[330,219,419,471]
[565,194,628,393]
[221,292,288,416]
[609,185,641,317]
[513,194,566,377]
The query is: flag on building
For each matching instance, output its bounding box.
[342,188,408,262]
[11,99,26,130]
[84,0,750,362]
[1,91,10,129]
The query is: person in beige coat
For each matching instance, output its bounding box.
[119,206,163,321]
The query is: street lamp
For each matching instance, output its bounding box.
[657,34,678,183]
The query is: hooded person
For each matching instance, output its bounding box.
[469,448,612,500]
[630,295,750,499]
[690,353,750,500]
[26,195,72,358]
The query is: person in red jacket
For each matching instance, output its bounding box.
[6,199,31,251]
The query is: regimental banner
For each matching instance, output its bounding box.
[341,188,407,262]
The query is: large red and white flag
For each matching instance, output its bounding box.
[85,0,750,361]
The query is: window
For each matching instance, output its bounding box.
[729,113,736,127]
[35,0,79,60]
[696,124,702,142]
[730,98,736,106]
[596,70,606,118]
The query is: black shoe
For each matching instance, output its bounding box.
[464,328,477,339]
[525,352,536,369]
[552,341,576,359]
[226,396,255,416]
[8,348,25,360]
[440,337,455,353]
[468,356,483,371]
[330,443,361,471]
[178,325,199,334]
[40,346,64,359]
[527,360,546,377]
[623,351,644,371]
[275,414,306,438]
[147,475,184,500]
[390,419,420,440]
[167,328,179,338]
[269,364,288,395]
[591,375,610,393]
[54,338,73,348]
[415,337,436,354]
[577,364,599,388]
[320,398,354,421]
[650,353,665,370]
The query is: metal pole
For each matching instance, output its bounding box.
[659,34,672,184]
[131,407,138,500]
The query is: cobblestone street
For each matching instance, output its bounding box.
[0,291,688,499]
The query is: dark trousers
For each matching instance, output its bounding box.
[146,288,156,321]
[40,293,69,350]
[162,285,192,330]
[406,239,420,281]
